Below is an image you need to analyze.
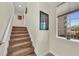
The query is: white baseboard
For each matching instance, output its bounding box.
[34,47,38,56]
[35,51,49,56]
[41,51,49,56]
[34,46,49,56]
[49,50,59,56]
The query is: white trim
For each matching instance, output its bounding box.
[56,16,67,40]
[71,39,79,42]
[2,15,14,56]
[41,51,49,56]
[37,51,49,56]
[56,36,79,43]
[34,47,38,56]
[49,50,60,56]
[34,47,49,56]
[2,42,9,56]
[26,26,36,47]
[56,17,58,39]
[2,15,14,42]
[56,36,67,40]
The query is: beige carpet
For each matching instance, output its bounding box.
[7,26,36,56]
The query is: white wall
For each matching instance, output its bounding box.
[13,2,79,56]
[13,14,25,27]
[35,3,51,55]
[24,2,52,55]
[24,2,39,47]
[13,2,26,27]
[0,2,14,55]
[49,2,79,56]
[0,2,14,41]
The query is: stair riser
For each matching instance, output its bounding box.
[10,38,31,43]
[10,35,29,38]
[10,37,30,41]
[12,29,27,31]
[11,32,28,34]
[11,34,29,37]
[13,27,27,29]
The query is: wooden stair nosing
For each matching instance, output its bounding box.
[13,26,27,28]
[11,31,28,33]
[12,27,27,31]
[11,31,28,34]
[12,29,27,31]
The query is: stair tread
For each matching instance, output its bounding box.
[10,37,30,42]
[10,41,32,48]
[10,39,31,45]
[11,34,29,36]
[11,34,29,39]
[8,43,32,54]
[10,37,30,41]
[9,47,34,56]
[7,26,35,56]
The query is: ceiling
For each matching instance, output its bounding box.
[13,2,61,15]
[13,2,27,15]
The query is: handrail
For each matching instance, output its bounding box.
[0,15,14,45]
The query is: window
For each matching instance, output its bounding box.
[57,10,79,40]
[58,15,67,38]
[68,11,79,40]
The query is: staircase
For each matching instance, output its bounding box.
[7,26,36,56]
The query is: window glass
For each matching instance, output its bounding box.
[67,11,79,40]
[58,15,67,37]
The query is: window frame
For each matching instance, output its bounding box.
[56,9,79,42]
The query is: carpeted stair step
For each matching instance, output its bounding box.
[11,31,28,34]
[8,42,32,54]
[10,37,31,42]
[10,41,32,48]
[8,47,34,56]
[10,34,29,39]
[11,34,29,37]
[9,38,31,45]
[7,26,36,56]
